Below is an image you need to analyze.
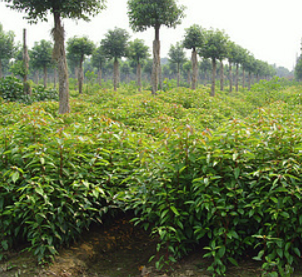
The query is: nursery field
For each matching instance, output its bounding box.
[1,78,302,276]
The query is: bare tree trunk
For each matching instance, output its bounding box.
[54,67,57,89]
[211,58,216,97]
[53,12,70,114]
[79,56,84,94]
[23,29,31,95]
[152,27,160,94]
[43,65,47,88]
[242,68,245,89]
[235,64,239,92]
[191,49,198,90]
[113,58,119,91]
[220,60,224,91]
[177,64,180,87]
[248,72,251,91]
[205,72,208,85]
[35,71,39,84]
[74,67,79,90]
[98,68,102,87]
[159,61,163,90]
[229,61,233,92]
[137,62,142,92]
[0,62,3,78]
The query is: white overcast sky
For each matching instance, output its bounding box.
[0,0,301,70]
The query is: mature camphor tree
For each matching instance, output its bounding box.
[0,23,15,78]
[128,39,149,91]
[30,39,53,88]
[67,36,95,94]
[91,45,106,86]
[101,27,130,91]
[199,28,229,96]
[128,0,185,94]
[183,24,204,90]
[3,0,106,113]
[168,42,186,87]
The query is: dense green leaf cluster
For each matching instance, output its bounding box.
[0,106,147,262]
[1,78,302,275]
[127,0,185,32]
[0,76,58,104]
[183,24,204,51]
[100,27,130,60]
[30,40,53,71]
[3,0,106,23]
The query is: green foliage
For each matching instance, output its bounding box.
[168,42,186,67]
[226,41,240,64]
[9,60,27,79]
[0,104,147,262]
[0,23,15,71]
[295,56,302,81]
[100,27,130,60]
[199,28,229,61]
[183,24,204,51]
[91,45,106,70]
[67,36,95,63]
[0,76,58,104]
[3,0,106,23]
[127,0,186,32]
[1,78,302,276]
[30,40,53,71]
[127,38,150,64]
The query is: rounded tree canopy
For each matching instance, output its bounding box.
[100,27,130,60]
[182,60,191,73]
[0,23,15,61]
[30,39,53,69]
[168,42,186,65]
[91,46,106,69]
[183,24,204,51]
[127,0,186,32]
[3,0,106,23]
[199,28,229,61]
[128,39,150,64]
[67,36,95,60]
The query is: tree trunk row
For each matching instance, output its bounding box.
[191,49,198,90]
[53,12,70,114]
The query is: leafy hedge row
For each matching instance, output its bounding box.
[1,78,302,276]
[0,107,147,262]
[124,105,302,275]
[0,76,58,104]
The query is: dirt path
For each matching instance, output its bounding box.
[1,214,302,277]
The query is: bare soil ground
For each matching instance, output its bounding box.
[1,214,302,277]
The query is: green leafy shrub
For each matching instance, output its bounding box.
[0,76,58,104]
[1,79,302,275]
[0,107,147,263]
[32,85,59,102]
[0,76,30,103]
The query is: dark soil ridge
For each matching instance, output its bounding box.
[1,214,302,277]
